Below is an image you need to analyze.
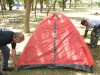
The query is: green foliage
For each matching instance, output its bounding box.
[5,0,14,4]
[18,0,24,2]
[98,2,100,7]
[32,18,43,22]
[57,1,62,6]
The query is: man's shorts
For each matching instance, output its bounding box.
[90,36,98,48]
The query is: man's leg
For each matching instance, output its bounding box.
[0,45,14,71]
[0,45,10,69]
[90,32,98,48]
[91,25,100,47]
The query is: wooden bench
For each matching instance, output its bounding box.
[8,15,23,22]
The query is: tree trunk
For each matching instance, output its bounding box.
[0,0,4,18]
[62,0,68,11]
[31,0,34,11]
[47,5,51,16]
[47,0,57,15]
[24,0,33,33]
[69,0,72,8]
[34,0,38,18]
[9,3,12,10]
[74,0,76,8]
[40,0,43,13]
[24,0,27,9]
[53,0,57,11]
[0,0,6,10]
[46,0,49,7]
[62,0,65,11]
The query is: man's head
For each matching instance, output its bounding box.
[81,20,88,26]
[13,32,24,43]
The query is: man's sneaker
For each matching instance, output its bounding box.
[2,67,14,71]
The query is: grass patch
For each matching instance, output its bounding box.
[31,18,43,22]
[64,7,89,13]
[69,17,87,21]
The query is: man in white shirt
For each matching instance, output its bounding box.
[81,19,100,48]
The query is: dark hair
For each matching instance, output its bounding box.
[81,20,87,25]
[14,32,24,42]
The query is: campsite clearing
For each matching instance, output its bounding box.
[0,7,100,75]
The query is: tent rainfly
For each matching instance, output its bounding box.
[17,13,94,73]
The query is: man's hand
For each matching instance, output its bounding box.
[14,60,17,67]
[0,52,3,61]
[92,32,96,36]
[81,35,86,38]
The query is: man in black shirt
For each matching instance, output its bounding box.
[0,28,24,74]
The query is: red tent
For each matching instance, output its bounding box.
[17,13,94,73]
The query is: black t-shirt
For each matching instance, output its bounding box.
[0,29,16,49]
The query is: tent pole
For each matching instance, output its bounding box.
[52,21,56,64]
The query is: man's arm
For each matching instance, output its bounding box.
[0,51,3,60]
[84,30,88,37]
[12,49,17,67]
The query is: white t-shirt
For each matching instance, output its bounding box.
[86,19,100,30]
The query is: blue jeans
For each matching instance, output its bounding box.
[0,45,10,69]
